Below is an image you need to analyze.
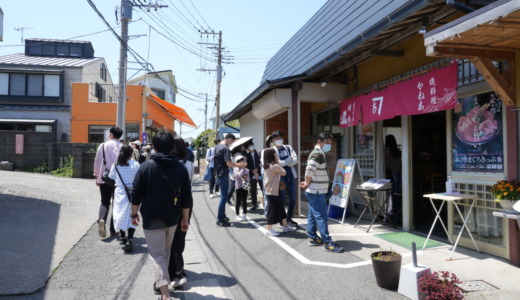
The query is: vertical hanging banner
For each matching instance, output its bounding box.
[339,64,458,127]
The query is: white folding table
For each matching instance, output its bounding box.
[422,193,480,260]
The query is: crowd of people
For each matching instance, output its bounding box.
[93,127,343,300]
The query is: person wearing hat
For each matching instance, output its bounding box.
[130,140,143,163]
[233,153,250,221]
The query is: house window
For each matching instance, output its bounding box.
[100,63,107,81]
[70,46,82,57]
[10,73,26,96]
[28,44,42,55]
[35,125,52,132]
[56,45,69,56]
[0,72,61,99]
[27,74,43,96]
[152,88,166,99]
[42,44,54,56]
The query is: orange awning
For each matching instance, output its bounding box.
[149,94,197,128]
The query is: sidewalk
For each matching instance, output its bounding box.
[295,214,520,299]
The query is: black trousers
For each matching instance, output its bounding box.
[98,183,115,233]
[249,178,264,207]
[208,168,219,194]
[169,209,192,280]
[235,188,248,215]
[227,179,235,203]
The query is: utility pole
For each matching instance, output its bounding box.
[116,0,166,139]
[198,31,228,134]
[198,93,209,131]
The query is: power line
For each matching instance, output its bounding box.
[178,0,206,31]
[186,0,213,31]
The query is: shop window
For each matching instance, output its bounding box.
[126,123,140,141]
[316,107,340,134]
[88,125,112,143]
[353,123,374,179]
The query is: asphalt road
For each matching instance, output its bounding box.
[190,180,405,300]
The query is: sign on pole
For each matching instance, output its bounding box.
[329,159,364,224]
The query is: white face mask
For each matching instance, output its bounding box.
[248,146,254,151]
[275,139,283,146]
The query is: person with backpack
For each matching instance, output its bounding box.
[130,132,192,300]
[233,153,250,221]
[271,130,299,227]
[108,145,139,252]
[93,126,123,238]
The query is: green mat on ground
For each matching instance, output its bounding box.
[374,232,446,250]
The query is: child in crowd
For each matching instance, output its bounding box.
[262,148,296,236]
[234,154,250,221]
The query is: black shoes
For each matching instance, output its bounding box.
[123,239,134,253]
[216,220,231,227]
[287,219,298,227]
[119,237,128,245]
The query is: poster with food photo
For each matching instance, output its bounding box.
[452,91,503,173]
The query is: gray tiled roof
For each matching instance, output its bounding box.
[0,53,101,68]
[0,104,70,111]
[261,0,417,83]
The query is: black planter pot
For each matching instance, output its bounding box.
[371,251,402,289]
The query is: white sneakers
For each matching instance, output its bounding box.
[236,214,248,221]
[209,193,215,199]
[171,277,188,288]
[282,225,297,232]
[266,229,280,237]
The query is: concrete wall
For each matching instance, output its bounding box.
[81,59,113,86]
[0,130,97,177]
[0,131,53,170]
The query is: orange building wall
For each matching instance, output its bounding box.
[71,84,175,143]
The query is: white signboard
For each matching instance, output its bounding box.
[329,159,364,209]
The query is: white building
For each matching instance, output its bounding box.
[127,70,177,104]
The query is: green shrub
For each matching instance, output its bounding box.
[33,162,49,174]
[51,155,73,177]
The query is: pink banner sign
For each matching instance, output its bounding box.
[339,64,458,127]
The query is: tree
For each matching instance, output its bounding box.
[195,129,216,152]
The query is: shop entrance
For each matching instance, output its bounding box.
[411,112,448,240]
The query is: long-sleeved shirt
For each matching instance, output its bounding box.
[264,164,286,196]
[234,167,249,189]
[93,139,122,184]
[305,145,329,194]
[274,144,298,178]
[205,147,216,168]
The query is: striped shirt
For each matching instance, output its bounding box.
[305,146,329,194]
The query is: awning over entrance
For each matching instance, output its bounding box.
[424,0,520,106]
[339,64,458,127]
[149,94,197,128]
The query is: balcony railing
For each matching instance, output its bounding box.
[89,83,118,103]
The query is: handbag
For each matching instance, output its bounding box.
[114,165,132,202]
[202,166,212,182]
[101,144,115,187]
[279,180,286,191]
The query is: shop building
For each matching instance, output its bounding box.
[225,0,519,263]
[70,83,196,143]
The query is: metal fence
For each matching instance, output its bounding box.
[88,83,118,103]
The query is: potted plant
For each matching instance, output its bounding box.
[371,249,402,289]
[490,179,520,210]
[418,270,465,300]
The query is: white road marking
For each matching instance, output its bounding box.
[240,213,423,269]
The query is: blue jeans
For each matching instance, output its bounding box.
[279,175,297,219]
[216,176,229,221]
[306,192,332,243]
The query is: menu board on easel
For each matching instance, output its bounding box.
[329,159,364,209]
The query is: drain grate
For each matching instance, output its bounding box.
[457,280,498,292]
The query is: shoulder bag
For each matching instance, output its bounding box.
[114,165,132,202]
[101,144,115,187]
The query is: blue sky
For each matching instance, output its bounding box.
[0,0,326,138]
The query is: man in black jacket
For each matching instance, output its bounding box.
[131,132,191,300]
